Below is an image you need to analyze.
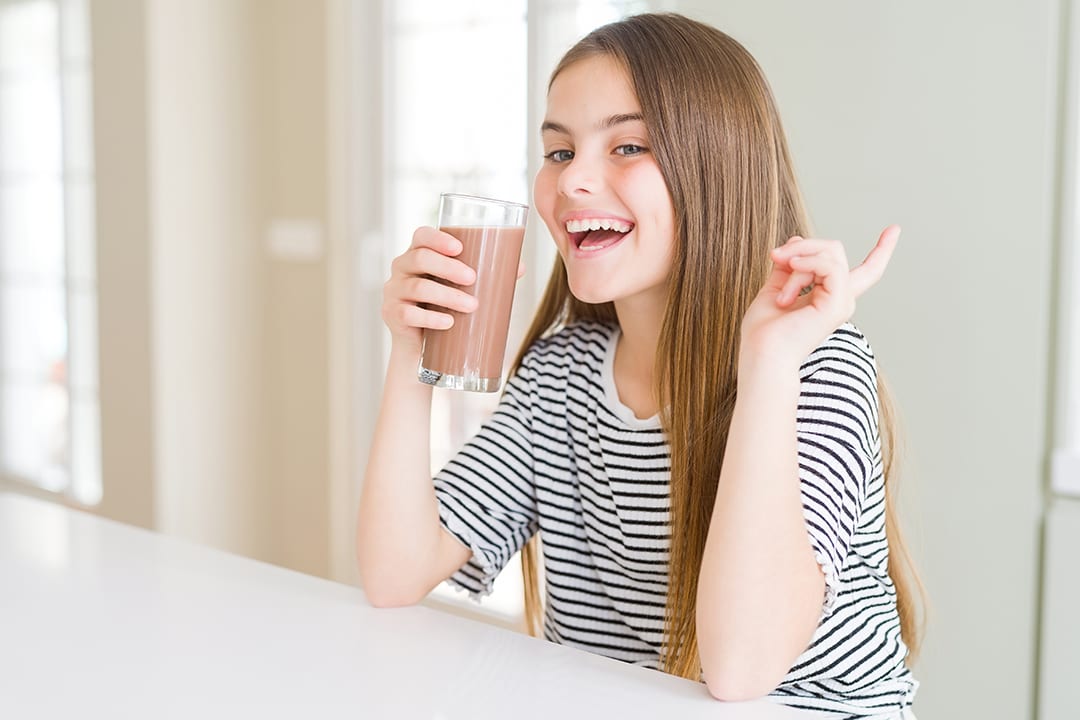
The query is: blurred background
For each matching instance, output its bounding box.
[0,1,1077,718]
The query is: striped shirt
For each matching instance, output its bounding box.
[433,321,918,717]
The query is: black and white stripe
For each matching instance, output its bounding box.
[433,321,917,717]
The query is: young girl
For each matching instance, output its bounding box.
[360,12,920,718]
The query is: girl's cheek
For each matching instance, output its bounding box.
[536,164,559,192]
[532,167,549,201]
[533,169,558,220]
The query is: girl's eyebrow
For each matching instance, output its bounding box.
[541,112,645,135]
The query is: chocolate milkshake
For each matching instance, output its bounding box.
[418,196,527,393]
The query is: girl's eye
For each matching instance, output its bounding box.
[615,144,648,157]
[544,149,574,163]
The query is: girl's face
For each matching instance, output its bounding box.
[534,56,676,307]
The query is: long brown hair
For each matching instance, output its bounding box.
[515,13,923,678]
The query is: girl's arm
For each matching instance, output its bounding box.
[357,227,475,607]
[696,351,823,700]
[695,227,899,700]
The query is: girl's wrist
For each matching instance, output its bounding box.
[386,342,430,388]
[736,341,802,394]
[388,335,423,365]
[737,339,802,379]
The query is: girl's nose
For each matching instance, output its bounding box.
[556,155,601,197]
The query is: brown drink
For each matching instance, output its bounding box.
[419,222,526,392]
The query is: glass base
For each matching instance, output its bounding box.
[417,366,501,393]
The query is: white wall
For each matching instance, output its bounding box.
[147,0,265,557]
[257,0,334,579]
[676,1,1058,718]
[337,0,384,585]
[23,0,345,578]
[145,0,339,571]
[86,0,155,529]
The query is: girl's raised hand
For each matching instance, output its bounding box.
[739,225,900,367]
[382,227,479,357]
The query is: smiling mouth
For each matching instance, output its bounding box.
[566,218,635,252]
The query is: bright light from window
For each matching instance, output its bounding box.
[0,0,101,506]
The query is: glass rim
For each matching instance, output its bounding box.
[440,192,529,211]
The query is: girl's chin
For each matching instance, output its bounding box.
[567,278,615,306]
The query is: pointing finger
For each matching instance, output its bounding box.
[849,225,900,298]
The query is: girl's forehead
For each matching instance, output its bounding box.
[545,56,640,124]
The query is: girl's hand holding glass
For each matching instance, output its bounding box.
[382,226,480,357]
[739,224,901,367]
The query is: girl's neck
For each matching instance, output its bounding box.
[612,294,665,420]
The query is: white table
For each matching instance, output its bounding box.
[0,493,823,719]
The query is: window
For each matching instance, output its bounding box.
[0,0,100,505]
[1051,7,1080,499]
[381,0,652,626]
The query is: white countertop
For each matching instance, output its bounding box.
[0,493,823,719]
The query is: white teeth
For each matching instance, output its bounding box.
[565,218,633,233]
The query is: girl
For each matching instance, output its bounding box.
[360,12,921,719]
